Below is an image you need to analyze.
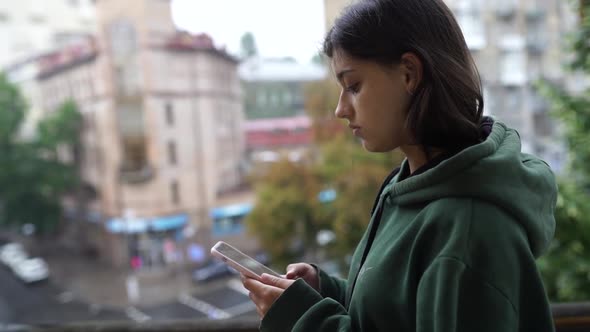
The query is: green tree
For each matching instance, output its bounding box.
[303,79,343,143]
[0,75,82,234]
[240,32,258,59]
[317,136,402,267]
[245,159,329,268]
[536,0,590,301]
[311,53,325,65]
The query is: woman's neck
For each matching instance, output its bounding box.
[400,145,444,174]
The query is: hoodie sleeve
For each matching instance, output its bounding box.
[260,279,353,332]
[416,256,518,332]
[312,264,348,304]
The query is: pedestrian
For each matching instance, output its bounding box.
[241,0,558,331]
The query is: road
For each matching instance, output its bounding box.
[0,267,256,325]
[0,265,126,324]
[134,278,257,322]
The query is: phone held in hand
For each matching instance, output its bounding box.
[210,241,281,280]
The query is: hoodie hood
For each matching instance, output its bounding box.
[384,121,557,257]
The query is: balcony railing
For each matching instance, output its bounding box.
[1,302,590,332]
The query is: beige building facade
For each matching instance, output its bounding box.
[31,0,250,268]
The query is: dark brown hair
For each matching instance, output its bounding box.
[324,0,484,150]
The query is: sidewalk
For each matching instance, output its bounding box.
[43,248,201,308]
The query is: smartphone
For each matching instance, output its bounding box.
[211,241,281,280]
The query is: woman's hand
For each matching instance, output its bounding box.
[285,263,320,291]
[242,274,296,318]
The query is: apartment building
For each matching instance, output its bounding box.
[25,0,248,268]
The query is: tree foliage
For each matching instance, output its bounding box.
[240,32,258,59]
[536,0,590,302]
[245,159,329,268]
[303,79,343,143]
[0,75,82,234]
[317,137,402,267]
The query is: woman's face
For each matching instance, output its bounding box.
[332,49,413,152]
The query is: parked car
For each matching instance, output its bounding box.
[192,259,238,283]
[0,243,27,269]
[11,258,49,283]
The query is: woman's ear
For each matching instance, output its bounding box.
[400,52,423,95]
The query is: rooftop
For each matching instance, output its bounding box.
[239,57,327,82]
[35,31,238,80]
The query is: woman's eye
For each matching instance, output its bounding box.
[345,83,360,94]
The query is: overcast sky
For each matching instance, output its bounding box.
[171,0,326,63]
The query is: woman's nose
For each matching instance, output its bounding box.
[335,93,350,119]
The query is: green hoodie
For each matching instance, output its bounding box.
[261,121,557,331]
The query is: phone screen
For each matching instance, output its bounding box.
[215,242,279,277]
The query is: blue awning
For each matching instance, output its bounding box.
[106,218,148,234]
[151,214,188,232]
[210,203,252,219]
[106,213,188,234]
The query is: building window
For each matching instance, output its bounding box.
[504,87,523,113]
[165,102,174,125]
[84,113,95,131]
[455,0,486,51]
[500,49,526,86]
[171,181,180,205]
[30,15,46,24]
[482,86,497,116]
[168,141,177,165]
[0,12,9,23]
[495,0,517,19]
[283,90,293,105]
[270,92,280,106]
[257,90,267,106]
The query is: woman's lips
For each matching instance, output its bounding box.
[349,124,361,137]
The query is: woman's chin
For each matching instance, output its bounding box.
[361,140,395,153]
[361,140,378,152]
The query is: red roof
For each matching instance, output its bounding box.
[166,31,215,51]
[245,115,312,149]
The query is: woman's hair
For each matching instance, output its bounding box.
[324,0,484,150]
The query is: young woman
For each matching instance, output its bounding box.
[242,0,557,331]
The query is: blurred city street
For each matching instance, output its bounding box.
[1,240,257,324]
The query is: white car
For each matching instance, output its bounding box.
[0,243,28,268]
[11,258,49,283]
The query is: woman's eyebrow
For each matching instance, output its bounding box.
[336,69,355,82]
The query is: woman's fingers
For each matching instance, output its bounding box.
[242,275,289,318]
[261,273,295,289]
[285,263,308,279]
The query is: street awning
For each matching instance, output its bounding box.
[106,213,188,234]
[106,218,148,234]
[210,203,252,219]
[151,214,188,232]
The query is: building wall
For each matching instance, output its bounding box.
[35,1,246,268]
[244,81,306,119]
[446,0,571,168]
[95,0,175,46]
[0,0,96,69]
[37,52,122,216]
[239,59,326,120]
